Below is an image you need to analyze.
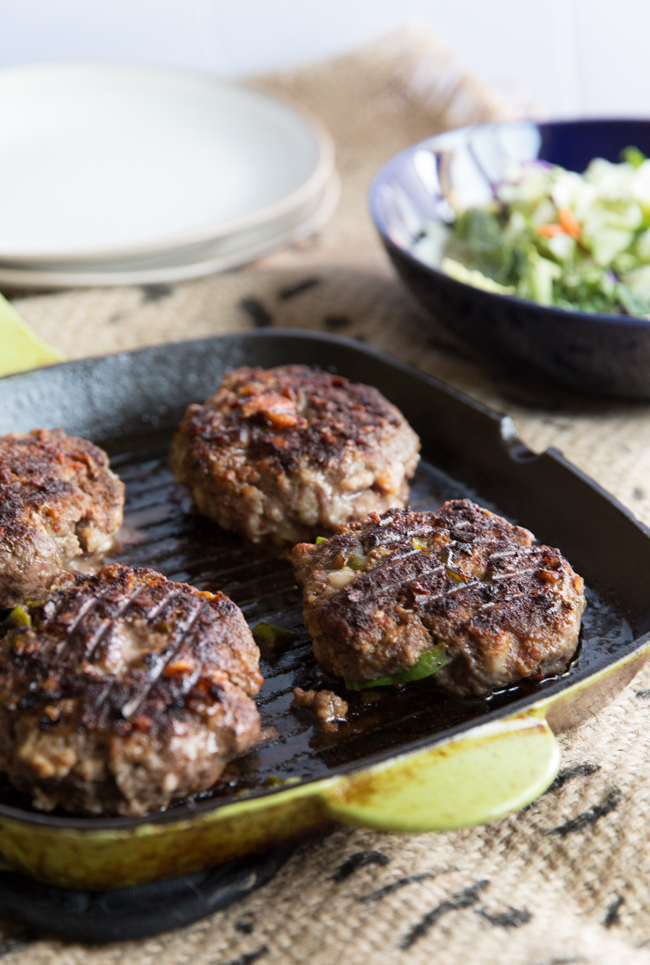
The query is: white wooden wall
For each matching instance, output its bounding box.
[0,0,648,120]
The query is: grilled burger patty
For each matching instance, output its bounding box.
[292,500,586,697]
[169,365,420,545]
[0,429,124,608]
[0,563,263,816]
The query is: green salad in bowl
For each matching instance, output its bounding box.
[437,147,650,317]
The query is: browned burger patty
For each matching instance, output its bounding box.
[0,429,124,608]
[0,563,263,816]
[169,365,420,545]
[292,500,586,698]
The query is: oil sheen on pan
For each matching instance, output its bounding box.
[0,437,630,816]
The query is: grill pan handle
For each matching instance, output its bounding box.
[320,714,560,832]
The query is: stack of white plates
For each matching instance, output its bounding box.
[0,64,339,289]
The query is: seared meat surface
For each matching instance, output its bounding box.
[169,365,420,545]
[0,563,263,816]
[0,429,124,607]
[292,500,586,697]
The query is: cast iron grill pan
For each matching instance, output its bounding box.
[0,330,648,831]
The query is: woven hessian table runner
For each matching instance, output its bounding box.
[5,28,650,965]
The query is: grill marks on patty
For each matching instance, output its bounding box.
[13,569,259,729]
[292,501,586,697]
[0,429,124,607]
[169,365,421,545]
[0,564,263,816]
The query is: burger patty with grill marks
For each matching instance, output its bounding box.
[0,429,124,608]
[0,563,263,816]
[169,365,420,546]
[292,500,586,697]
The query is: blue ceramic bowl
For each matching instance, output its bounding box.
[370,119,650,398]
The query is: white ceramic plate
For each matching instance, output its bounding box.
[14,162,335,273]
[0,63,334,264]
[0,172,340,289]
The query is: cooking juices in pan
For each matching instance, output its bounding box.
[0,436,632,814]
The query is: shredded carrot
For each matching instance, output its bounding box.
[536,223,564,237]
[558,207,581,240]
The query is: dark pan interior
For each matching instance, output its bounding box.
[0,330,648,829]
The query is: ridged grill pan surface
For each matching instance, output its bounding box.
[0,330,647,829]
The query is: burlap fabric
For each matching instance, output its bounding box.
[5,28,650,965]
